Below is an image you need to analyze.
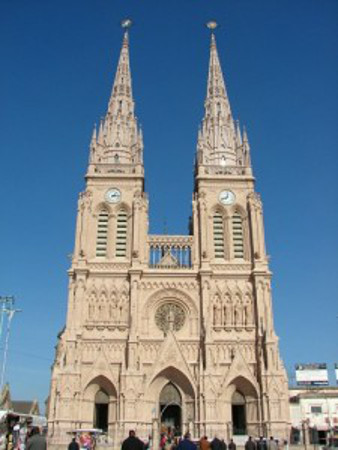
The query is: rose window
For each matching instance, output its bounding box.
[155,303,186,332]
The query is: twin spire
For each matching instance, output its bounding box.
[89,25,143,169]
[197,28,251,171]
[88,23,251,174]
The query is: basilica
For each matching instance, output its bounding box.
[47,24,290,448]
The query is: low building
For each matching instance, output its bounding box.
[0,384,40,416]
[289,387,338,446]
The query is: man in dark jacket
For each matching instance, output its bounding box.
[122,430,144,450]
[177,433,197,450]
[210,435,223,450]
[245,436,256,450]
[26,427,47,450]
[68,437,80,450]
[257,437,267,450]
[228,439,236,450]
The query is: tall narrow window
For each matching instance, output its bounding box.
[213,212,224,258]
[232,212,244,259]
[96,210,109,257]
[116,209,128,257]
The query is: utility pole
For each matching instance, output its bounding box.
[0,296,21,390]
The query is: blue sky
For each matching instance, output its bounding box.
[0,0,337,408]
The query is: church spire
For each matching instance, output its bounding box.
[107,26,133,116]
[196,23,250,172]
[88,20,143,170]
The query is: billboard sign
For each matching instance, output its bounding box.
[295,363,329,386]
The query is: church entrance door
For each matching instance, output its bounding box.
[94,389,109,431]
[232,391,247,435]
[159,383,182,435]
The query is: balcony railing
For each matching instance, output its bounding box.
[198,165,252,176]
[148,235,194,269]
[87,163,144,176]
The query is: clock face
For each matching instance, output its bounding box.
[219,190,235,205]
[105,188,121,204]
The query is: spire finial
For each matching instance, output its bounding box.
[121,19,132,47]
[121,19,132,30]
[206,21,218,45]
[206,20,218,31]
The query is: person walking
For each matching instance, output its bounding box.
[121,430,144,450]
[228,439,236,450]
[177,433,197,450]
[200,436,210,450]
[267,437,277,450]
[68,437,80,450]
[245,437,256,450]
[257,437,266,450]
[210,435,223,450]
[26,428,46,450]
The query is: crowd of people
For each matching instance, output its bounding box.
[2,426,47,450]
[119,430,286,450]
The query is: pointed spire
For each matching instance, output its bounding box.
[243,127,251,166]
[197,23,237,168]
[89,20,143,168]
[206,31,231,117]
[90,124,97,146]
[236,120,242,146]
[89,124,97,164]
[107,27,133,115]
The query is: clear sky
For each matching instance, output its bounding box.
[0,0,337,409]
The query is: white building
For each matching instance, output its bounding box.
[289,387,338,446]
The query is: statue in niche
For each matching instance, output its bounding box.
[244,300,253,326]
[213,296,222,326]
[88,303,95,319]
[110,293,118,320]
[234,302,242,326]
[223,304,228,327]
[117,294,127,322]
[224,294,232,326]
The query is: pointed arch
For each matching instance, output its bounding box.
[224,376,260,436]
[83,375,118,432]
[83,375,117,402]
[147,366,195,400]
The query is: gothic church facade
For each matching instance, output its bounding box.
[48,27,290,447]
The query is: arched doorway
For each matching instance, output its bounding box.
[160,383,182,435]
[94,389,109,431]
[83,375,117,433]
[227,376,259,437]
[232,391,246,435]
[147,366,195,435]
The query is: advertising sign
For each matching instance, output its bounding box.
[295,363,329,386]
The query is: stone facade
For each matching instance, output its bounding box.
[47,28,290,448]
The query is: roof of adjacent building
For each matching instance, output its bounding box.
[11,400,39,415]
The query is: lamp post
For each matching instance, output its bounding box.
[0,306,21,390]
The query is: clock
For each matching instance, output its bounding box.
[219,190,235,205]
[105,188,121,204]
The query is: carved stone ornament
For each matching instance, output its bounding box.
[78,190,93,212]
[155,302,186,333]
